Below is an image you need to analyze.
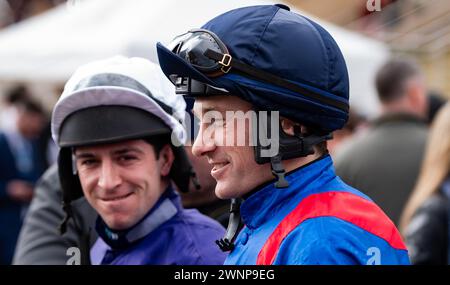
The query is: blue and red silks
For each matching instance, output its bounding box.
[224,155,410,265]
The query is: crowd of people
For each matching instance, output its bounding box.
[0,4,449,265]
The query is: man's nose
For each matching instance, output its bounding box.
[97,159,122,190]
[192,125,216,157]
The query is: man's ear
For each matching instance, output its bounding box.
[159,144,174,177]
[281,118,295,135]
[409,80,427,114]
[280,117,304,136]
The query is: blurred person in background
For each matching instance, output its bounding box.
[426,90,447,125]
[400,101,450,265]
[13,164,97,265]
[0,99,47,264]
[4,0,63,23]
[1,85,55,168]
[0,0,13,28]
[0,84,31,132]
[334,57,428,225]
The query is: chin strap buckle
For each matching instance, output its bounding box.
[271,155,289,188]
[216,238,235,251]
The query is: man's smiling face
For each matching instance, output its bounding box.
[75,139,171,230]
[192,95,273,199]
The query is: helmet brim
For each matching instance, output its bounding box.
[157,42,222,89]
[59,105,171,148]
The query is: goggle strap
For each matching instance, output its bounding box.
[204,49,349,113]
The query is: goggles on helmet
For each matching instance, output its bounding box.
[167,29,348,113]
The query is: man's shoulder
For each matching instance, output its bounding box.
[286,190,381,235]
[142,208,226,265]
[152,207,225,247]
[299,190,398,240]
[173,208,226,234]
[271,189,408,264]
[276,217,363,264]
[278,214,408,264]
[101,211,227,265]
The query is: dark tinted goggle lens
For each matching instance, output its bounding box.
[169,30,228,74]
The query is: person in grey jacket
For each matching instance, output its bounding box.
[334,58,429,225]
[13,164,97,265]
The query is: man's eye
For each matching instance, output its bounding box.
[81,159,97,166]
[212,118,224,126]
[119,155,137,162]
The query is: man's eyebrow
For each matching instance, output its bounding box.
[75,147,144,158]
[112,147,144,155]
[74,152,95,159]
[193,106,224,118]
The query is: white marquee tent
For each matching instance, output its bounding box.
[0,0,389,116]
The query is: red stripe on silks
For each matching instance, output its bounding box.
[256,191,406,265]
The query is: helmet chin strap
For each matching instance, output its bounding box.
[270,155,289,188]
[216,198,242,251]
[71,148,78,175]
[216,111,332,251]
[254,111,332,188]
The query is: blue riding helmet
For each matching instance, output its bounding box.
[157,4,349,133]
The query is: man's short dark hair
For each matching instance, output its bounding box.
[302,126,328,156]
[375,58,422,103]
[315,141,328,156]
[6,84,30,105]
[18,99,45,116]
[144,134,171,158]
